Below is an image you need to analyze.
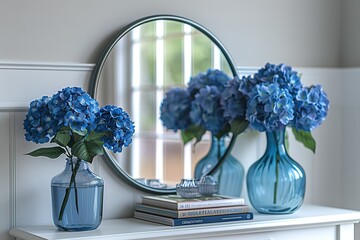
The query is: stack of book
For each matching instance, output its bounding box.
[134,194,254,226]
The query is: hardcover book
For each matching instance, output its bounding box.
[141,195,245,210]
[134,211,254,226]
[135,203,250,218]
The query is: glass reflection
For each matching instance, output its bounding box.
[96,19,232,189]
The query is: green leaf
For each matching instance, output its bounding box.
[230,119,249,136]
[181,125,206,145]
[71,140,104,163]
[86,131,105,141]
[292,128,316,153]
[215,125,230,140]
[26,147,66,159]
[51,131,71,147]
[72,129,88,136]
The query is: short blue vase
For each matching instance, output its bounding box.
[51,158,104,231]
[246,129,306,214]
[194,135,244,197]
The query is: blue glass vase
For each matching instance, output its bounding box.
[51,158,104,231]
[194,135,244,197]
[246,129,306,214]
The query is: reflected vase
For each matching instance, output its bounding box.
[194,135,244,197]
[51,158,104,231]
[246,129,306,214]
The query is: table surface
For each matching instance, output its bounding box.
[9,204,360,240]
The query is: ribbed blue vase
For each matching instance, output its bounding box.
[51,158,104,231]
[246,129,306,214]
[194,135,244,197]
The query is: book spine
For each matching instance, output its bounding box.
[177,199,245,210]
[178,206,249,218]
[173,213,254,226]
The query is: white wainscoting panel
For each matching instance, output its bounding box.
[0,113,10,240]
[0,62,354,239]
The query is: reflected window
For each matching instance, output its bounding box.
[130,20,232,187]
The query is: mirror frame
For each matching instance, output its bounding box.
[89,14,238,194]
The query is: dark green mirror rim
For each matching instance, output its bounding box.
[88,14,238,194]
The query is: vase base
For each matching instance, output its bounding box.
[255,205,302,215]
[55,223,101,232]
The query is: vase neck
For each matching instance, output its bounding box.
[265,129,287,155]
[65,157,88,171]
[209,135,226,156]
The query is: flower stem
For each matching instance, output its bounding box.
[273,131,280,205]
[274,154,280,204]
[58,158,80,221]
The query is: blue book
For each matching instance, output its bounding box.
[134,211,254,226]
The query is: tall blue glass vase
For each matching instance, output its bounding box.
[194,135,244,197]
[51,158,104,231]
[246,129,306,214]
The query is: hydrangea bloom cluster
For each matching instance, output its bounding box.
[246,83,295,131]
[160,88,192,132]
[24,96,54,143]
[24,87,135,159]
[221,77,247,122]
[96,105,135,153]
[291,85,329,131]
[160,69,239,137]
[190,85,227,134]
[188,69,234,135]
[48,87,99,132]
[240,63,329,132]
[187,69,230,96]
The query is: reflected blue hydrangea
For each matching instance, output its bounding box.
[96,105,135,153]
[187,69,230,96]
[48,87,99,132]
[23,96,55,143]
[221,77,247,121]
[246,83,294,132]
[159,88,192,132]
[291,85,329,131]
[160,69,233,136]
[190,85,227,135]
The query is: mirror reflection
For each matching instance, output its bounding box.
[94,17,235,191]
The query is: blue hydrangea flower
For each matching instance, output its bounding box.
[96,105,135,153]
[221,77,247,121]
[291,85,329,131]
[190,85,227,135]
[23,96,55,143]
[48,87,99,132]
[246,82,295,132]
[160,88,192,132]
[240,63,302,98]
[254,63,302,95]
[187,69,230,96]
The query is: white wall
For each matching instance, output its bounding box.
[341,0,360,67]
[0,0,341,67]
[1,0,359,239]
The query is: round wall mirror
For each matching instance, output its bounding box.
[89,15,238,193]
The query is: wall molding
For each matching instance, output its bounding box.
[0,62,95,112]
[8,113,16,228]
[0,62,95,71]
[0,62,355,112]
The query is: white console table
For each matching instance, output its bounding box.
[9,205,360,240]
